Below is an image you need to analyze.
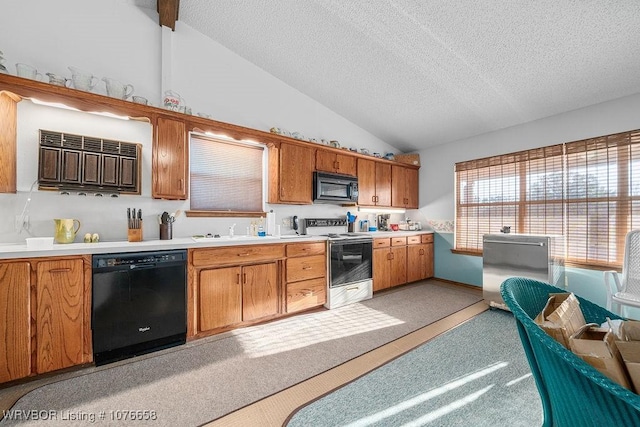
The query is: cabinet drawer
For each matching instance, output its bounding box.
[374,238,391,248]
[286,277,326,313]
[422,234,434,243]
[286,254,326,282]
[407,235,421,245]
[391,237,407,246]
[286,242,326,257]
[192,244,285,267]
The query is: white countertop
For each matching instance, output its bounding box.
[0,230,433,260]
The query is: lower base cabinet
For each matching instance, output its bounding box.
[1,256,91,384]
[374,234,434,292]
[199,262,278,332]
[0,261,31,383]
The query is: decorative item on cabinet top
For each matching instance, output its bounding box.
[38,129,141,195]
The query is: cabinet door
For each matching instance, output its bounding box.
[242,262,278,322]
[373,248,391,292]
[335,153,357,176]
[315,149,336,173]
[61,150,81,184]
[278,143,313,204]
[357,158,377,206]
[38,147,61,183]
[0,261,31,383]
[101,154,119,186]
[36,259,84,374]
[405,167,419,209]
[0,92,17,193]
[425,243,434,279]
[120,157,137,189]
[82,152,100,185]
[199,266,242,331]
[390,246,407,287]
[153,116,188,199]
[407,244,427,283]
[375,162,392,206]
[391,165,406,207]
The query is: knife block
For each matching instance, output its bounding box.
[128,223,143,242]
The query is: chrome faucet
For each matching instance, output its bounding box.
[229,223,236,238]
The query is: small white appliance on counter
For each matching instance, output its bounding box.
[482,233,565,310]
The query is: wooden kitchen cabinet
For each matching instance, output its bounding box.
[0,256,91,384]
[285,242,326,313]
[315,148,357,176]
[191,245,284,336]
[0,261,31,383]
[269,142,314,204]
[36,258,86,374]
[198,262,278,331]
[373,237,407,291]
[153,116,188,199]
[392,165,419,209]
[0,92,18,193]
[407,234,434,282]
[358,158,392,207]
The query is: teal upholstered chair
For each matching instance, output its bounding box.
[501,277,640,427]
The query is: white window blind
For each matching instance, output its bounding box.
[190,135,264,212]
[455,129,640,268]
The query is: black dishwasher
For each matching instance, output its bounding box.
[92,249,187,366]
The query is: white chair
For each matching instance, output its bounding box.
[604,229,640,317]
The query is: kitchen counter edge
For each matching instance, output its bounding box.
[0,231,434,260]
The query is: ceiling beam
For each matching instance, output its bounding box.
[157,0,179,31]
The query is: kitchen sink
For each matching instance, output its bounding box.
[191,235,280,242]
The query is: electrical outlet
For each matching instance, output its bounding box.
[282,217,292,228]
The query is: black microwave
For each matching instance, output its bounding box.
[313,172,359,204]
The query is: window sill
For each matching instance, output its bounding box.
[186,210,267,218]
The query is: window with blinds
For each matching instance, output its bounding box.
[455,129,640,268]
[190,134,265,213]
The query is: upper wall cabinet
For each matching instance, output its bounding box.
[37,130,140,194]
[315,148,357,176]
[269,142,314,204]
[392,165,419,209]
[153,116,188,200]
[358,158,392,207]
[0,92,18,193]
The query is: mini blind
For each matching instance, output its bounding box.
[455,129,640,268]
[190,135,264,212]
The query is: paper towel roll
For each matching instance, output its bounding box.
[266,212,276,236]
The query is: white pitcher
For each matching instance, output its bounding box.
[68,66,98,91]
[103,77,134,99]
[16,63,42,81]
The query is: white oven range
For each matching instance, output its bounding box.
[302,218,373,309]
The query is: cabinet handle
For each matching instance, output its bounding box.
[237,253,250,257]
[390,252,395,260]
[335,161,340,169]
[302,265,312,270]
[302,289,313,296]
[178,179,184,190]
[386,253,392,260]
[243,273,247,284]
[48,268,71,273]
[237,273,241,284]
[419,249,424,255]
[372,195,376,203]
[346,286,360,291]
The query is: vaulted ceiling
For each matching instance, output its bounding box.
[137,1,640,152]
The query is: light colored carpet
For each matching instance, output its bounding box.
[287,309,542,427]
[1,281,482,426]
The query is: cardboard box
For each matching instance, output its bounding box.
[534,293,587,349]
[615,320,640,393]
[393,153,420,166]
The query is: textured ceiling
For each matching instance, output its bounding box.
[136,1,640,152]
